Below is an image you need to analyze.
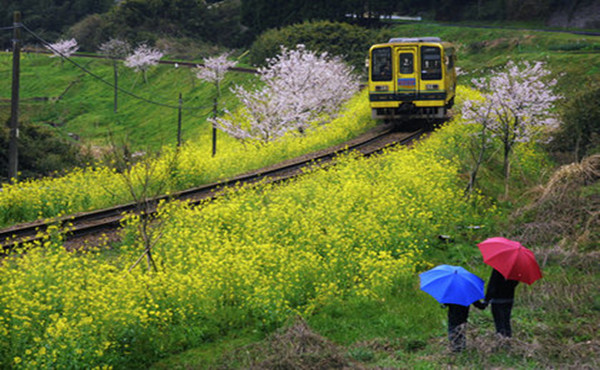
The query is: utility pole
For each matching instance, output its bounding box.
[9,11,21,182]
[177,93,182,147]
[211,79,220,157]
[212,96,217,157]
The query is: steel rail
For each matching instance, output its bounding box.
[0,124,424,252]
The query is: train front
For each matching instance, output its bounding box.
[368,37,456,121]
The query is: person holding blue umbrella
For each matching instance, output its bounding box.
[420,264,487,352]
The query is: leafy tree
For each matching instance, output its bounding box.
[67,14,110,51]
[249,20,377,71]
[462,60,561,196]
[552,83,600,162]
[0,0,114,49]
[0,120,89,181]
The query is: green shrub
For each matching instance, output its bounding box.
[551,83,600,162]
[248,20,378,71]
[0,119,90,182]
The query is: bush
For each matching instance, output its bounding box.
[248,20,378,71]
[551,83,600,162]
[67,14,110,52]
[0,119,89,182]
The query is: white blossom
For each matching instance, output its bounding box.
[213,45,359,143]
[196,53,238,85]
[47,38,79,58]
[462,60,560,144]
[124,44,163,78]
[461,60,562,194]
[99,38,131,59]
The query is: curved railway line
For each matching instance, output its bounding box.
[0,123,427,253]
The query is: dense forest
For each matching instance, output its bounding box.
[0,0,592,52]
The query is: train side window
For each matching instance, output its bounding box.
[421,46,442,80]
[371,47,392,81]
[399,53,413,74]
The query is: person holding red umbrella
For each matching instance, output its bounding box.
[477,237,543,339]
[482,268,519,337]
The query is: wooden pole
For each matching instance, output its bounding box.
[8,11,21,182]
[211,80,220,157]
[212,96,217,157]
[177,93,182,147]
[113,60,118,113]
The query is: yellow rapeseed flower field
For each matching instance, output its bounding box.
[0,86,539,368]
[0,90,376,228]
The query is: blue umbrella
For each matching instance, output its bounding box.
[419,264,484,306]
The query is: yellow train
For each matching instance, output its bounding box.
[368,37,456,120]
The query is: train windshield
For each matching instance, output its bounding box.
[399,53,414,74]
[421,46,442,80]
[371,47,392,81]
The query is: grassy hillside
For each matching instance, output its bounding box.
[151,24,600,368]
[0,52,257,151]
[2,22,598,154]
[0,23,598,369]
[381,22,600,93]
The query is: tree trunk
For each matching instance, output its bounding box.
[504,140,511,198]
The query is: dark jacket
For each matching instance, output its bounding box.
[485,269,519,304]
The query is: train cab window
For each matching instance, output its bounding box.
[399,53,413,74]
[371,47,392,81]
[421,46,442,80]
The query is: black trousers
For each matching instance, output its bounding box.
[491,302,513,337]
[447,304,469,352]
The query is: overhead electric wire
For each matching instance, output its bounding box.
[0,26,15,31]
[20,23,211,111]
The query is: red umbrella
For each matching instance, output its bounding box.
[477,237,542,285]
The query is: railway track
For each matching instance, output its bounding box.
[0,124,426,252]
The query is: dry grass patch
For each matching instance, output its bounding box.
[218,318,361,369]
[513,154,600,251]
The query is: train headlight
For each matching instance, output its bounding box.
[426,84,439,90]
[375,85,389,91]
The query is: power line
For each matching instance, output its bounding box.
[20,23,212,111]
[0,26,14,31]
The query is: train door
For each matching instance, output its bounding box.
[396,47,418,101]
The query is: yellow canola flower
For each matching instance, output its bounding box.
[0,87,511,368]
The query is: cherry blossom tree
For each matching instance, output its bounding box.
[196,53,238,155]
[99,38,131,113]
[462,60,561,196]
[124,44,163,84]
[212,45,359,143]
[46,38,79,65]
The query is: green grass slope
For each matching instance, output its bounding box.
[0,52,257,151]
[381,22,600,95]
